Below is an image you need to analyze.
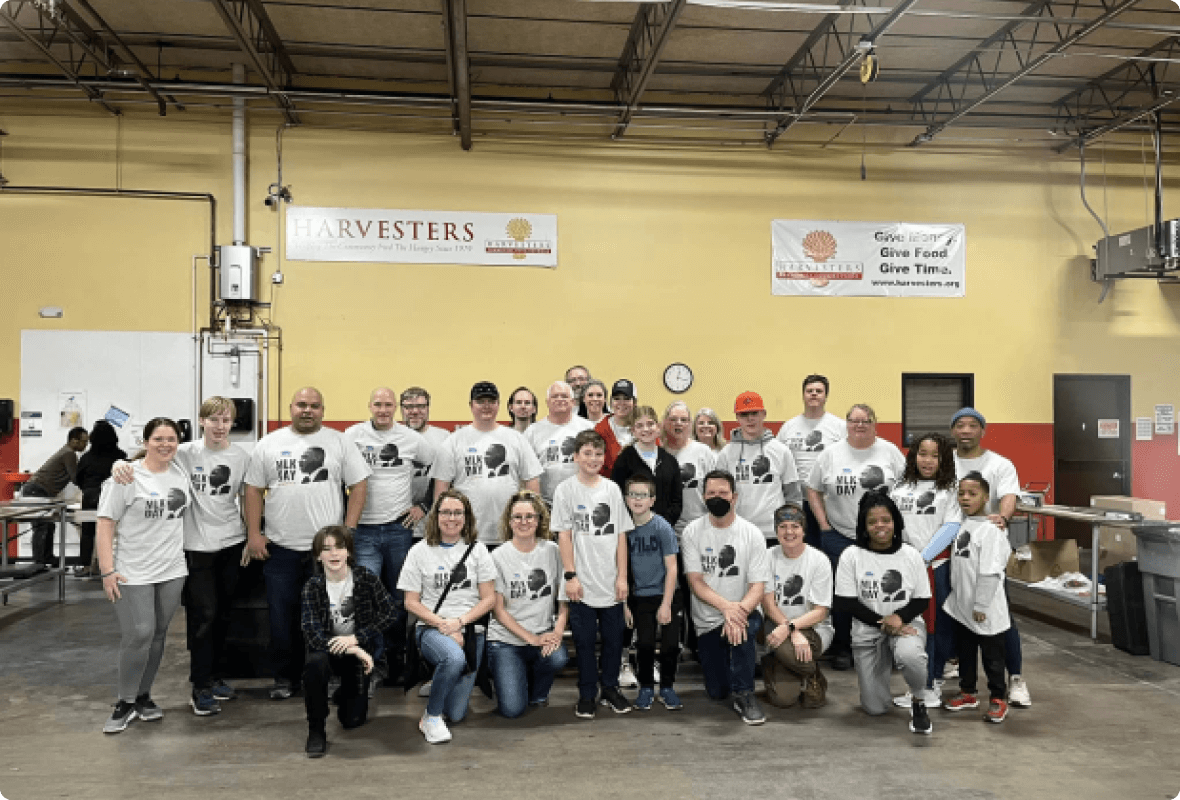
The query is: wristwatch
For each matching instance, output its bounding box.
[787,622,797,635]
[564,571,577,580]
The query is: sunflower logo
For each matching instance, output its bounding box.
[506,218,532,260]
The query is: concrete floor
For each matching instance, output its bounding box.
[2,580,1179,800]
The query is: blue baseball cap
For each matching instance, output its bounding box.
[950,407,986,428]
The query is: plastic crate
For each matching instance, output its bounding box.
[1131,527,1180,667]
[1104,561,1151,656]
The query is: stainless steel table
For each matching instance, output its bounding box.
[0,499,71,604]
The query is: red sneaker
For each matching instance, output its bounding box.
[944,693,979,712]
[986,698,1009,723]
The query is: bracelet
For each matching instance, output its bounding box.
[100,570,116,579]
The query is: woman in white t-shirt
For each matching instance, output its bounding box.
[399,489,496,744]
[96,417,191,735]
[692,408,726,452]
[583,380,608,425]
[487,490,569,718]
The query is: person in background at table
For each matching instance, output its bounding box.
[949,407,1030,709]
[22,426,89,566]
[594,379,638,477]
[776,374,846,547]
[487,490,569,718]
[890,432,960,711]
[74,421,126,578]
[834,492,932,736]
[693,408,726,452]
[525,381,593,507]
[508,386,538,434]
[399,386,451,539]
[96,417,190,735]
[583,379,608,425]
[806,403,906,671]
[301,525,397,757]
[565,365,591,418]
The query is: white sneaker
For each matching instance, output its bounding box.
[892,691,913,708]
[619,660,638,689]
[419,712,452,744]
[1008,675,1032,707]
[942,661,959,680]
[417,680,432,698]
[923,688,943,708]
[895,688,942,708]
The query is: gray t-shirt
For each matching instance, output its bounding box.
[175,440,249,552]
[680,515,771,635]
[807,438,906,538]
[431,425,544,544]
[412,425,451,538]
[326,571,356,637]
[551,475,634,608]
[714,435,801,539]
[244,426,372,551]
[524,416,594,504]
[344,421,435,525]
[488,539,564,646]
[666,440,715,538]
[397,539,495,622]
[766,544,835,653]
[627,514,679,597]
[97,461,190,585]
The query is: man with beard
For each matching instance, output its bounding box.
[399,387,450,539]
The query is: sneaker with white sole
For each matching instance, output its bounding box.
[987,697,1010,723]
[1007,675,1031,707]
[600,687,634,714]
[575,698,597,719]
[190,688,221,716]
[892,690,914,708]
[619,660,638,689]
[942,660,959,680]
[635,687,655,710]
[103,700,138,734]
[909,700,933,735]
[894,688,942,709]
[419,712,452,744]
[269,679,294,701]
[733,692,766,725]
[658,687,683,710]
[944,692,979,712]
[135,694,163,721]
[211,680,236,701]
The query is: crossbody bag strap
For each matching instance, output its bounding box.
[430,542,477,615]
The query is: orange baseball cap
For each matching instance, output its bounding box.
[734,391,765,413]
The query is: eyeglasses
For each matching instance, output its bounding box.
[510,513,539,523]
[626,492,652,500]
[438,509,465,517]
[847,419,874,426]
[401,403,428,411]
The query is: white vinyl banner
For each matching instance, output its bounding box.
[285,206,558,267]
[771,220,965,297]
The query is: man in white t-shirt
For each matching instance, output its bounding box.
[682,469,771,726]
[244,387,372,700]
[344,386,437,682]
[525,381,593,505]
[950,407,1031,709]
[714,391,801,542]
[565,365,591,418]
[432,382,543,545]
[399,386,451,538]
[776,374,846,546]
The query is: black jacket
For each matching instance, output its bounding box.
[611,444,683,527]
[301,565,397,695]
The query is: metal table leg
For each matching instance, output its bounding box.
[1090,520,1099,640]
[57,505,67,601]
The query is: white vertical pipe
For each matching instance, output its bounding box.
[232,62,246,245]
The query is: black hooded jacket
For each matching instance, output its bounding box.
[75,421,127,508]
[832,503,930,626]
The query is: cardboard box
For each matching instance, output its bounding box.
[1091,496,1169,571]
[1007,539,1080,583]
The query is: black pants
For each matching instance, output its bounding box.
[953,619,1007,700]
[304,651,369,731]
[675,552,698,655]
[79,490,101,568]
[628,591,683,689]
[23,483,56,565]
[184,542,245,689]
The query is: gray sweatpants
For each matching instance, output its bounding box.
[852,622,928,716]
[112,578,185,702]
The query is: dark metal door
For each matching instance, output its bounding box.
[1053,374,1132,543]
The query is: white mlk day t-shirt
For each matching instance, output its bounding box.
[488,539,564,646]
[954,451,1020,518]
[835,543,929,643]
[944,517,1012,636]
[766,544,835,653]
[892,479,962,555]
[776,412,846,485]
[524,416,594,504]
[398,540,496,622]
[680,515,771,635]
[551,476,633,609]
[344,421,435,525]
[807,438,906,538]
[666,440,716,538]
[714,436,800,539]
[97,461,190,585]
[175,440,249,552]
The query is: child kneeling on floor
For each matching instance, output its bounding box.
[943,472,1013,724]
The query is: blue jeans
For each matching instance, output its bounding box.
[927,560,955,688]
[262,543,316,685]
[416,625,485,720]
[568,601,626,702]
[818,529,854,653]
[1004,579,1023,676]
[354,521,414,661]
[486,639,570,718]
[696,611,762,698]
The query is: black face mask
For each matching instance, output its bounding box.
[705,497,732,518]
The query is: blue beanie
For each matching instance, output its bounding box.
[951,407,986,428]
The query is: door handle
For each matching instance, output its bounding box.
[1113,472,1122,479]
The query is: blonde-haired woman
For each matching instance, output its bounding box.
[693,408,726,452]
[486,490,569,717]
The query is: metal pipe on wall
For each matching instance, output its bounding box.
[233,63,246,245]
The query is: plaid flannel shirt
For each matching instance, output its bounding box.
[301,565,397,692]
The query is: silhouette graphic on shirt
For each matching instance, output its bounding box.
[331,592,356,629]
[412,459,429,478]
[209,464,233,495]
[804,430,825,452]
[166,488,188,519]
[916,490,937,514]
[680,462,698,489]
[718,544,740,577]
[859,465,887,493]
[300,447,329,483]
[780,573,805,606]
[560,437,577,463]
[954,530,972,558]
[450,561,473,590]
[377,443,403,468]
[527,567,552,599]
[880,569,907,602]
[484,443,510,478]
[591,503,615,536]
[751,455,774,484]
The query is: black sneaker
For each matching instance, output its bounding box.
[135,694,163,721]
[732,691,766,726]
[103,700,138,734]
[190,688,221,717]
[910,699,933,735]
[575,698,597,719]
[600,687,633,714]
[211,680,236,701]
[269,679,293,701]
[306,728,327,758]
[832,650,853,671]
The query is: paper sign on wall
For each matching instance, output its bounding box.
[59,391,85,429]
[20,411,42,438]
[1136,418,1154,441]
[1155,404,1174,435]
[1097,419,1120,439]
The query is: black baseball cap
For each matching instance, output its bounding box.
[611,379,635,399]
[470,381,500,401]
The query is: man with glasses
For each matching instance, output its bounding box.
[525,381,593,506]
[432,382,543,547]
[399,387,451,538]
[564,365,592,418]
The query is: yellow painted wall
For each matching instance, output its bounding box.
[2,110,1178,425]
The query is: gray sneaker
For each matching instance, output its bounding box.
[135,694,163,721]
[733,691,766,726]
[103,700,138,734]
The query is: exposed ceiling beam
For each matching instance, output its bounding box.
[0,0,119,115]
[209,0,299,124]
[908,0,1143,147]
[610,0,688,139]
[761,0,920,147]
[441,0,472,150]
